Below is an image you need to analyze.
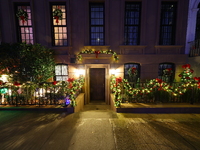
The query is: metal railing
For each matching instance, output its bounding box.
[0,83,82,107]
[120,81,200,104]
[189,39,200,57]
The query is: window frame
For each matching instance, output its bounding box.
[124,63,141,83]
[50,3,68,47]
[159,2,177,45]
[14,3,34,44]
[55,63,68,81]
[124,2,141,45]
[89,2,105,46]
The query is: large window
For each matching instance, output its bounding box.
[51,4,67,46]
[158,63,175,82]
[55,64,68,81]
[124,63,140,84]
[124,2,141,45]
[15,3,34,44]
[159,2,177,45]
[89,3,105,45]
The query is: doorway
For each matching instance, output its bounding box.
[89,68,105,102]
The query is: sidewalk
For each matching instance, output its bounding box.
[1,102,200,113]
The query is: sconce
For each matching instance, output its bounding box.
[110,69,117,75]
[75,69,85,77]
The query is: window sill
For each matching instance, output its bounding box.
[155,45,183,54]
[119,45,147,48]
[155,45,183,48]
[83,45,110,50]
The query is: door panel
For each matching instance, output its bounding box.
[90,68,105,101]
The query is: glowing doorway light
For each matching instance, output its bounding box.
[0,74,9,82]
[75,69,85,77]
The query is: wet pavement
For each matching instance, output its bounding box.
[0,104,200,150]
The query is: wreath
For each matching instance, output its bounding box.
[16,9,28,24]
[53,8,63,23]
[163,68,173,76]
[128,67,138,78]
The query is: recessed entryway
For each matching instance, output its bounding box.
[85,64,110,105]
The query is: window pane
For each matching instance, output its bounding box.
[159,2,177,45]
[90,3,105,45]
[62,65,68,75]
[55,65,61,75]
[51,4,67,46]
[124,2,141,45]
[55,64,68,81]
[16,4,34,44]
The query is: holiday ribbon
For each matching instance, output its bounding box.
[20,16,25,24]
[67,78,74,82]
[54,16,59,23]
[95,50,101,58]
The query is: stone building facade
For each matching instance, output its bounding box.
[0,0,199,104]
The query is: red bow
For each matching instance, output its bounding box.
[54,16,59,23]
[156,78,163,87]
[116,77,122,85]
[95,50,101,58]
[67,78,74,82]
[166,68,172,71]
[14,81,20,86]
[20,16,25,24]
[52,81,57,85]
[131,67,137,74]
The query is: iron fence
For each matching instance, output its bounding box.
[121,82,200,104]
[189,39,200,57]
[0,82,82,106]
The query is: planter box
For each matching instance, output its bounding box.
[65,93,85,113]
[110,94,200,113]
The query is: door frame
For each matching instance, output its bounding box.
[85,64,110,104]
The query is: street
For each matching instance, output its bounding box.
[0,108,200,150]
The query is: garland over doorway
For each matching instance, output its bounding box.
[76,49,119,62]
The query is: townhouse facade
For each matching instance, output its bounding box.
[0,0,200,104]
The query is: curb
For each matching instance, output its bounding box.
[116,107,200,113]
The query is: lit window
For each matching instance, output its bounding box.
[124,2,141,45]
[15,3,34,44]
[124,63,140,83]
[159,2,177,45]
[158,63,175,82]
[89,3,105,45]
[51,4,67,46]
[55,64,68,81]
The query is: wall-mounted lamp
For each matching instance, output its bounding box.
[110,69,117,75]
[75,69,85,77]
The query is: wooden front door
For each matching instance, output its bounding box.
[90,68,105,102]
